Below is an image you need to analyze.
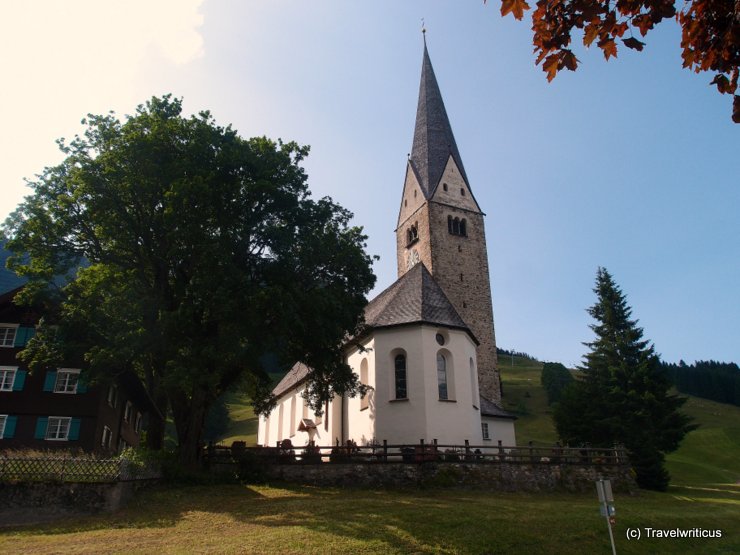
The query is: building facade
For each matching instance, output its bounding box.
[0,261,161,455]
[258,42,516,449]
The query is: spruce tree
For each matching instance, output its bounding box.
[554,267,694,490]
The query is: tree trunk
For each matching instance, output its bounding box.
[145,390,168,450]
[170,386,209,469]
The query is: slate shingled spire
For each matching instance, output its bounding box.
[409,42,470,198]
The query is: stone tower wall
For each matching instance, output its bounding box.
[427,201,500,404]
[395,158,500,405]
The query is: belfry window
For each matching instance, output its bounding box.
[448,216,467,237]
[406,223,419,246]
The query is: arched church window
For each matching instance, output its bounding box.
[448,215,453,234]
[360,358,369,410]
[452,218,460,235]
[460,219,467,237]
[461,188,465,196]
[470,357,478,408]
[394,354,407,399]
[443,182,448,192]
[406,223,419,246]
[437,353,448,400]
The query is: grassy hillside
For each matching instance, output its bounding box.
[218,392,258,445]
[498,354,740,489]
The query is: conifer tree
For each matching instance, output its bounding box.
[554,267,694,490]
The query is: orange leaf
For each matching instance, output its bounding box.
[598,38,618,60]
[543,54,560,82]
[501,0,530,20]
[583,23,600,47]
[622,37,645,51]
[710,74,731,94]
[562,51,578,71]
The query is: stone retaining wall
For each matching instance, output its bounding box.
[264,462,636,492]
[0,481,150,527]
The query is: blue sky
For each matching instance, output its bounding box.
[1,1,738,367]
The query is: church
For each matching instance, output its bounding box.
[257,41,516,449]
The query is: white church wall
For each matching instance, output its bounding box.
[370,328,428,444]
[344,338,377,446]
[258,385,337,447]
[420,327,482,444]
[481,416,517,447]
[362,325,482,445]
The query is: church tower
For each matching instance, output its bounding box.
[396,41,501,405]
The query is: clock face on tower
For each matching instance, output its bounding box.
[406,248,420,270]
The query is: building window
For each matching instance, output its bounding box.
[102,426,113,449]
[482,422,490,440]
[435,333,445,346]
[461,188,465,196]
[443,182,448,192]
[46,417,72,440]
[406,223,419,246]
[0,415,6,438]
[107,385,119,408]
[0,325,18,347]
[135,412,143,434]
[437,353,448,400]
[447,216,467,237]
[360,358,369,410]
[470,358,478,408]
[124,401,133,423]
[54,369,80,394]
[0,367,17,391]
[118,437,128,453]
[289,395,297,436]
[394,354,407,399]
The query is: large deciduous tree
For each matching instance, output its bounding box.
[488,0,740,122]
[553,267,694,490]
[4,96,376,466]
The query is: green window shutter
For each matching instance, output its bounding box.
[43,371,57,392]
[35,417,48,439]
[4,415,17,438]
[76,375,88,394]
[68,418,81,440]
[13,327,26,347]
[13,327,34,347]
[12,370,26,391]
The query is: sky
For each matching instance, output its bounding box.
[1,1,738,368]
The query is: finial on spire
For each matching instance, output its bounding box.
[421,18,426,43]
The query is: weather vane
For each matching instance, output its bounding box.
[421,18,426,37]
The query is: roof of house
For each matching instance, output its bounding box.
[363,262,476,342]
[272,361,312,399]
[479,395,517,420]
[0,246,27,296]
[409,42,470,199]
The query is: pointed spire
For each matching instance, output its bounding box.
[409,42,469,199]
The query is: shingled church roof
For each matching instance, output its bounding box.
[409,42,470,199]
[363,262,476,343]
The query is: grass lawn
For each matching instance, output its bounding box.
[1,483,737,554]
[4,357,737,553]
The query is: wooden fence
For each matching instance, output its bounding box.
[204,439,628,467]
[0,456,161,483]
